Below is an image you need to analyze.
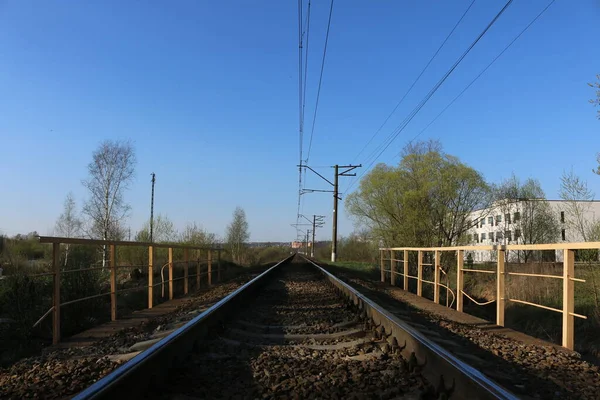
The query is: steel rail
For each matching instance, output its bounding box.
[73,254,294,400]
[299,255,518,400]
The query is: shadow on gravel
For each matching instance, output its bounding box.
[319,262,596,400]
[148,262,429,399]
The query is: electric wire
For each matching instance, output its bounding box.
[345,0,514,193]
[402,0,556,150]
[351,0,477,164]
[305,0,335,163]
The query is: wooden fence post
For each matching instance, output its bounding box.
[434,250,440,304]
[403,250,409,290]
[196,254,201,289]
[168,248,174,300]
[563,249,575,350]
[379,250,384,283]
[457,250,464,312]
[217,250,221,282]
[497,249,506,326]
[417,250,423,297]
[52,242,61,345]
[183,248,189,295]
[390,250,396,286]
[148,245,154,309]
[110,244,117,321]
[208,250,212,286]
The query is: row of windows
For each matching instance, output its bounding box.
[469,229,567,243]
[472,211,566,228]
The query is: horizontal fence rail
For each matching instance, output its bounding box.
[379,241,600,350]
[27,236,225,345]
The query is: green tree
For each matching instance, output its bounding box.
[226,207,250,264]
[346,140,490,248]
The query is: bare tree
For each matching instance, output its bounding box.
[589,74,600,120]
[494,175,559,262]
[179,222,217,247]
[54,192,83,266]
[82,140,136,267]
[226,207,250,264]
[559,170,596,241]
[135,214,177,243]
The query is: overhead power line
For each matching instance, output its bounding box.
[345,0,514,193]
[305,0,335,163]
[351,0,477,164]
[403,0,557,149]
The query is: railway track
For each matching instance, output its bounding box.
[75,255,516,399]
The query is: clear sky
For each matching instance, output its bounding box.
[1,1,599,242]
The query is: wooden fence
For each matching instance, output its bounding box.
[378,242,600,350]
[32,236,223,345]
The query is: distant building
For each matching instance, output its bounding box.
[465,199,600,262]
[291,241,311,249]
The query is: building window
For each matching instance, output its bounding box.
[489,232,494,242]
[514,212,520,221]
[481,233,486,241]
[562,229,566,241]
[488,216,494,225]
[505,213,511,224]
[496,215,502,224]
[560,211,565,223]
[481,218,485,226]
[515,229,521,239]
[475,234,479,243]
[497,231,503,241]
[505,230,512,241]
[467,234,472,243]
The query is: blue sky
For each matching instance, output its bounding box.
[0,1,599,242]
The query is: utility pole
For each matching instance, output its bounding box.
[311,215,325,257]
[150,173,156,243]
[305,230,311,255]
[298,164,361,263]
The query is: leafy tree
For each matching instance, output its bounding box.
[82,140,136,267]
[226,207,249,264]
[54,192,83,266]
[346,140,490,248]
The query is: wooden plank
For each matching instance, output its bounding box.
[496,249,505,326]
[380,250,385,283]
[217,250,221,282]
[390,250,396,286]
[456,250,464,312]
[380,241,600,252]
[196,254,201,289]
[39,235,220,251]
[110,244,117,321]
[417,250,423,297]
[148,246,154,309]
[403,250,409,290]
[168,248,174,300]
[183,249,189,295]
[52,242,61,345]
[207,250,212,286]
[434,250,440,304]
[563,249,575,350]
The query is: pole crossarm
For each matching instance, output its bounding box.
[301,188,335,195]
[298,164,334,186]
[338,164,361,176]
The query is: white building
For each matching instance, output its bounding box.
[465,199,600,263]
